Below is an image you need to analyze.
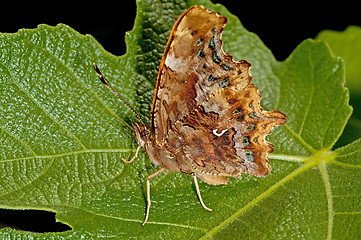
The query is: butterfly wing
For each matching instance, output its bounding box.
[151,6,229,145]
[152,6,286,184]
[176,84,286,183]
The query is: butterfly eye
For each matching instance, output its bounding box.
[141,130,150,139]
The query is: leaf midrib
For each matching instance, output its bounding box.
[297,49,315,139]
[0,148,137,163]
[318,163,333,240]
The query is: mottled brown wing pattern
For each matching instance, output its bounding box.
[152,6,229,145]
[151,6,286,185]
[178,84,287,184]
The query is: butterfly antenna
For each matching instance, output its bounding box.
[92,63,145,125]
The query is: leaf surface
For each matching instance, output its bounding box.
[317,26,361,148]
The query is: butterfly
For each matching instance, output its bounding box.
[93,5,286,225]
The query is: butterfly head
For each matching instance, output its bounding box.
[132,122,152,147]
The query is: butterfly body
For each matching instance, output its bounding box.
[132,122,190,172]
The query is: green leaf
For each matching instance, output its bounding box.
[317,26,361,95]
[317,26,361,148]
[0,0,359,239]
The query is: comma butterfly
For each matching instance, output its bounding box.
[93,5,287,225]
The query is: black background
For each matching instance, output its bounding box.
[2,1,360,60]
[1,0,360,233]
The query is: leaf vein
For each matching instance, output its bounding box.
[318,163,334,240]
[330,159,361,168]
[0,148,136,163]
[13,80,87,150]
[268,153,307,162]
[298,49,315,137]
[200,162,315,239]
[283,124,316,153]
[0,118,37,156]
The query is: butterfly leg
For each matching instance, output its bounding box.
[193,174,212,212]
[142,167,165,226]
[121,145,141,163]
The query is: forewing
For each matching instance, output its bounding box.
[152,6,230,145]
